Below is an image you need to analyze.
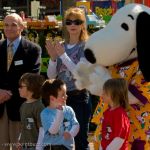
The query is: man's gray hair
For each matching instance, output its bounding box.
[5,13,24,26]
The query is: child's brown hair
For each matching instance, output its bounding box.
[19,73,45,99]
[41,79,65,106]
[103,78,129,109]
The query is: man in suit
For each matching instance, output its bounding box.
[0,13,42,150]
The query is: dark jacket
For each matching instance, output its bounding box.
[0,37,41,121]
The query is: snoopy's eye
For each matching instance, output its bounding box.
[121,23,129,31]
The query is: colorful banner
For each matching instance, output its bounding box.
[92,1,125,23]
[76,1,91,14]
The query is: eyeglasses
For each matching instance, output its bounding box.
[65,19,83,26]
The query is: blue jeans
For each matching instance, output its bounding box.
[67,89,92,150]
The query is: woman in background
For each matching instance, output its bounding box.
[45,7,91,150]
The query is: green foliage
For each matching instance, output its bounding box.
[56,15,62,21]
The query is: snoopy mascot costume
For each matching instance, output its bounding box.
[73,3,150,150]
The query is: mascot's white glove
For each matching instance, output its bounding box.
[88,65,111,96]
[73,60,94,90]
[73,61,111,96]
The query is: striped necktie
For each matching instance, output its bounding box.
[7,42,14,71]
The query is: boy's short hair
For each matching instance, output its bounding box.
[41,79,65,106]
[19,73,45,99]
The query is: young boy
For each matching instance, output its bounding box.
[41,79,79,150]
[18,73,45,150]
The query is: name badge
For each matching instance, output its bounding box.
[14,60,23,66]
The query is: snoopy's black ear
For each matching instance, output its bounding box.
[136,12,150,81]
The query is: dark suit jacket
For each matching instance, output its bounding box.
[0,37,41,121]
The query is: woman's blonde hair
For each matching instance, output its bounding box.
[63,7,89,43]
[103,78,129,110]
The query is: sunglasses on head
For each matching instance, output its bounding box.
[65,19,83,25]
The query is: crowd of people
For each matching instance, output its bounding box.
[0,6,131,150]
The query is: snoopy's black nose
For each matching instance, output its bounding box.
[84,48,96,64]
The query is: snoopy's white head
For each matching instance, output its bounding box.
[84,3,150,81]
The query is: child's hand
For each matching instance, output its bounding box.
[63,131,71,140]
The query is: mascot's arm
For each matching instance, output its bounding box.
[73,61,111,96]
[128,91,141,104]
[74,61,141,100]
